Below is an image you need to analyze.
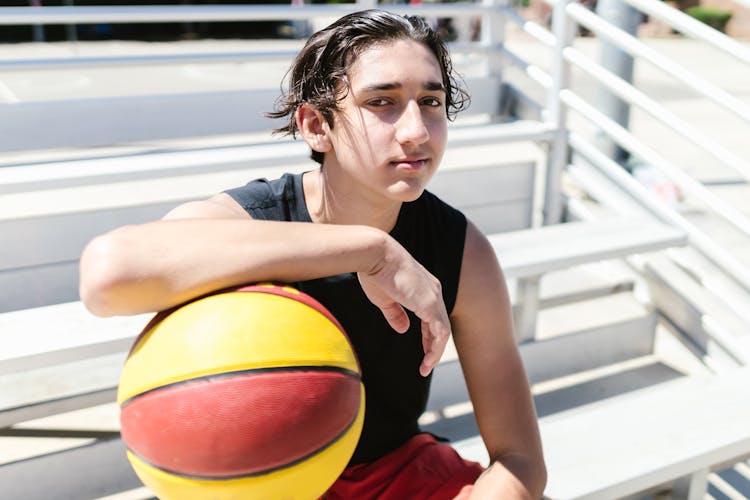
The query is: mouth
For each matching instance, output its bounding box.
[390,157,429,170]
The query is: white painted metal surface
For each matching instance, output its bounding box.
[488,217,686,280]
[455,368,750,499]
[0,302,149,374]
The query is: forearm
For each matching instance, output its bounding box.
[80,218,386,316]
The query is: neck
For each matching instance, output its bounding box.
[303,168,402,233]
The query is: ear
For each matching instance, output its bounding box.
[296,104,332,155]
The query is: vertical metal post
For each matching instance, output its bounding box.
[542,0,575,225]
[30,0,45,42]
[594,0,640,168]
[672,468,709,500]
[64,0,77,43]
[180,0,197,40]
[514,276,542,343]
[481,0,507,118]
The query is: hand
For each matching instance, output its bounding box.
[357,236,451,377]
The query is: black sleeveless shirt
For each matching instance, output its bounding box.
[225,172,467,464]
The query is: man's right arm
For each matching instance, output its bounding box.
[79,193,386,317]
[78,193,450,375]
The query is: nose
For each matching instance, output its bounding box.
[395,101,429,146]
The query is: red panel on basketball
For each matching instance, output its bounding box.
[120,369,361,477]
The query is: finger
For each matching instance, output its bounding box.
[419,320,449,377]
[379,302,410,333]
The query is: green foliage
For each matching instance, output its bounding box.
[686,6,733,32]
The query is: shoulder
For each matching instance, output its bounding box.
[462,220,497,265]
[224,173,299,212]
[162,192,249,220]
[452,220,506,321]
[166,173,302,222]
[221,172,307,221]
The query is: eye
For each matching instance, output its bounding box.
[366,98,392,107]
[420,96,443,107]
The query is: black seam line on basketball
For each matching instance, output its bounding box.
[119,365,361,409]
[124,392,363,481]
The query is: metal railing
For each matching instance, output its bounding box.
[495,0,750,365]
[0,2,495,70]
[0,1,525,153]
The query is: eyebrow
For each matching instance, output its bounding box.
[359,81,446,93]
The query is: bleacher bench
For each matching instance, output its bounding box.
[0,122,546,313]
[0,214,686,429]
[454,366,750,500]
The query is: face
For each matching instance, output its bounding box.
[321,39,448,203]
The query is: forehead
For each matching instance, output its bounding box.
[346,39,444,90]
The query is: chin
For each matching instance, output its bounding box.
[388,181,427,203]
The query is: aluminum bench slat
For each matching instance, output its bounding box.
[453,368,750,500]
[490,217,687,280]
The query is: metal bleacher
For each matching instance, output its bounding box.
[1,1,750,499]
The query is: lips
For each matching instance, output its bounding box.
[390,158,428,169]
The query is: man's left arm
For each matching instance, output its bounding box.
[450,221,547,499]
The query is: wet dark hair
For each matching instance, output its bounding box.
[266,9,471,165]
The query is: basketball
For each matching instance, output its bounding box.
[117,283,365,500]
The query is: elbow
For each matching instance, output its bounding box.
[519,451,547,499]
[535,459,548,499]
[524,454,548,500]
[79,229,133,317]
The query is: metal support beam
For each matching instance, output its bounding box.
[543,0,575,225]
[671,467,709,500]
[594,0,640,168]
[514,275,542,343]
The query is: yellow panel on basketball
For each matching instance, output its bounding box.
[118,287,359,404]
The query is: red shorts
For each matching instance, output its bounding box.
[323,433,485,500]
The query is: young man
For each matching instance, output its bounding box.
[80,10,546,499]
